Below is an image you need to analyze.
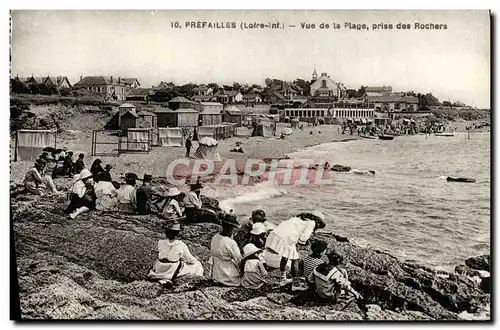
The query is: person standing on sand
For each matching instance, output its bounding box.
[185,135,192,158]
[264,210,326,290]
[209,213,242,287]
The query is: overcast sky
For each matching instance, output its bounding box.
[11,10,490,108]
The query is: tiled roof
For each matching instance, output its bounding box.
[169,96,193,103]
[119,103,137,108]
[122,78,140,86]
[193,85,209,92]
[368,95,419,103]
[74,76,127,86]
[365,86,392,93]
[242,93,258,99]
[365,92,383,97]
[136,110,157,117]
[225,90,240,97]
[126,88,153,96]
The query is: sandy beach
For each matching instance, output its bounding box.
[10,123,356,185]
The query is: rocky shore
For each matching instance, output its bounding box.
[11,190,490,320]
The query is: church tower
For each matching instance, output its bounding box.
[312,66,318,82]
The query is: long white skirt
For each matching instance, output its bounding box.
[265,231,299,260]
[148,259,204,281]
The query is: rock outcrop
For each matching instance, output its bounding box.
[11,192,490,320]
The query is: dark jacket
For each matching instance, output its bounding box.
[135,185,152,215]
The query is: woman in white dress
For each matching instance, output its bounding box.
[209,213,242,287]
[94,172,118,212]
[264,210,327,290]
[147,222,204,287]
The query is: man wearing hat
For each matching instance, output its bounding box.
[23,159,60,196]
[135,174,153,215]
[116,172,137,214]
[183,182,203,224]
[101,164,113,182]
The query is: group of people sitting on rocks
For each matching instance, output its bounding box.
[21,153,362,303]
[146,207,362,303]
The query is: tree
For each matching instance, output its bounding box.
[264,78,272,87]
[10,78,31,94]
[232,82,242,92]
[207,82,219,93]
[442,101,452,107]
[293,79,311,96]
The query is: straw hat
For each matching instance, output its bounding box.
[167,187,181,197]
[242,243,262,259]
[250,222,266,235]
[78,169,93,180]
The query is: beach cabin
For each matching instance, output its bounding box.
[118,103,137,127]
[154,108,199,128]
[120,109,157,130]
[199,102,223,126]
[221,105,243,127]
[169,96,203,112]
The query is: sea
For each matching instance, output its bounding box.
[214,132,491,270]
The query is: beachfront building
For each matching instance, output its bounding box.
[73,76,128,101]
[331,102,375,119]
[363,86,393,96]
[283,108,329,118]
[310,73,346,99]
[365,94,419,112]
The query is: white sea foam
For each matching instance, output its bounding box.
[218,181,287,213]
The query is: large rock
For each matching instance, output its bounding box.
[465,255,490,272]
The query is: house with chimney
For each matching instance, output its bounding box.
[73,76,128,101]
[192,85,213,96]
[43,76,72,89]
[268,79,304,101]
[121,78,141,90]
[310,71,346,99]
[214,90,243,104]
